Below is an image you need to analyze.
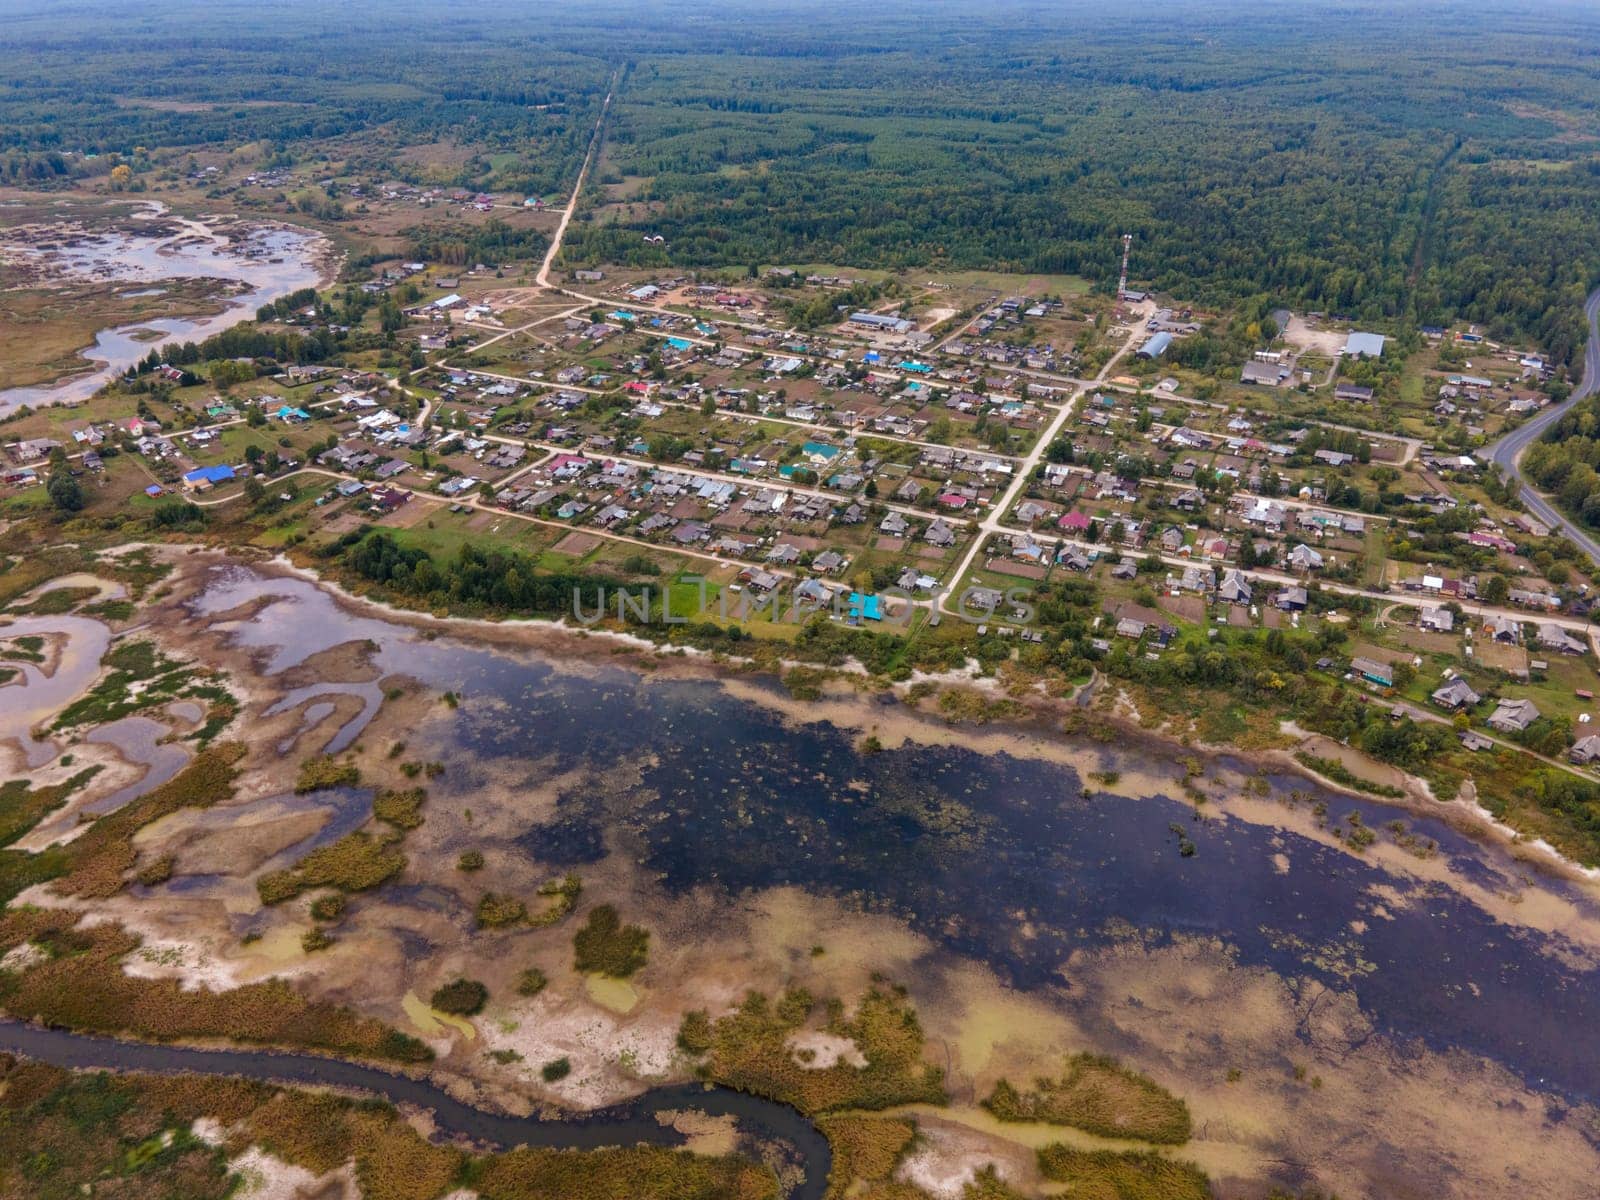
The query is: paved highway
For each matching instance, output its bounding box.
[1486,286,1600,565]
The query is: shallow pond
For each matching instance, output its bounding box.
[84,716,192,815]
[0,208,324,413]
[0,613,115,767]
[188,565,1600,1106]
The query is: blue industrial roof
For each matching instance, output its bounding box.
[182,465,235,484]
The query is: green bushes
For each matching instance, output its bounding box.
[0,1060,774,1200]
[50,640,195,731]
[983,1054,1192,1145]
[676,1009,713,1055]
[257,871,301,905]
[475,892,527,928]
[467,877,578,931]
[572,904,649,978]
[516,968,548,997]
[0,768,100,849]
[1293,753,1405,799]
[295,756,360,794]
[13,586,96,615]
[817,1116,918,1198]
[310,894,347,922]
[530,873,582,926]
[690,984,946,1115]
[0,908,431,1064]
[430,978,488,1016]
[372,787,426,830]
[0,1065,235,1199]
[1035,1146,1210,1200]
[256,832,405,905]
[540,1057,572,1083]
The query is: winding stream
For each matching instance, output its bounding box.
[0,1021,832,1197]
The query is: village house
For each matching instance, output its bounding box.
[1218,569,1253,605]
[1350,656,1394,687]
[7,438,61,465]
[1419,606,1454,634]
[1111,601,1176,644]
[961,586,1004,614]
[1509,588,1561,611]
[1286,544,1324,572]
[1487,698,1541,733]
[1431,676,1480,711]
[1484,614,1521,644]
[1535,622,1586,656]
[1274,586,1308,612]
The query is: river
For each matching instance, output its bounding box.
[0,1020,832,1198]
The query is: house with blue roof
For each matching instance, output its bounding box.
[847,592,883,622]
[802,441,840,463]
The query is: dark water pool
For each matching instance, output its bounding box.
[192,565,1600,1107]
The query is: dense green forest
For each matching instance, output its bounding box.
[564,2,1600,362]
[1524,400,1600,526]
[4,0,1600,359]
[0,2,614,197]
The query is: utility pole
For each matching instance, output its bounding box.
[1117,233,1133,298]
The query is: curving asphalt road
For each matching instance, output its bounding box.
[1485,286,1600,565]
